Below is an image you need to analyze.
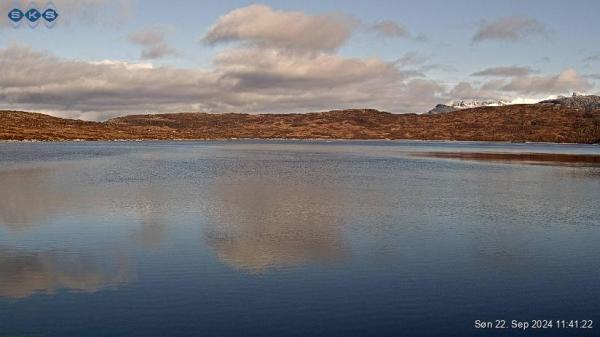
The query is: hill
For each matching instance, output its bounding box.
[540,94,600,112]
[1,104,599,143]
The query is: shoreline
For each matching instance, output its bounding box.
[1,137,599,146]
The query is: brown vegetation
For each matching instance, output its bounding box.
[1,104,600,143]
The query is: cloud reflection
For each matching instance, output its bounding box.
[0,166,72,232]
[0,249,132,299]
[0,162,172,250]
[204,177,346,272]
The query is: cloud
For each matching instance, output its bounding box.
[498,68,592,94]
[0,5,447,117]
[202,4,357,52]
[12,5,587,118]
[472,16,548,43]
[370,20,410,38]
[449,82,501,100]
[211,47,441,113]
[4,44,588,119]
[93,59,154,69]
[451,68,594,101]
[129,26,178,59]
[472,66,535,77]
[214,47,403,89]
[0,44,444,119]
[0,45,220,119]
[0,41,593,118]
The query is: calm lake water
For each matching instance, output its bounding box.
[1,140,599,337]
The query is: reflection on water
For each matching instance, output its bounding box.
[0,249,131,299]
[204,177,345,272]
[411,151,600,166]
[0,166,73,232]
[0,141,599,337]
[0,157,177,245]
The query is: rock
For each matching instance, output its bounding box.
[426,104,458,114]
[540,94,600,112]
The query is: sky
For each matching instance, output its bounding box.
[1,0,599,120]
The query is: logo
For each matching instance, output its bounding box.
[8,8,23,23]
[7,1,59,28]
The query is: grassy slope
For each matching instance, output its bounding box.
[1,104,599,143]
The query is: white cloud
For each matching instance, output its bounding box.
[472,66,535,77]
[0,44,445,119]
[128,26,178,59]
[2,4,591,118]
[449,82,501,100]
[92,60,154,70]
[202,4,357,52]
[214,48,402,89]
[449,68,594,102]
[1,43,592,118]
[0,5,449,118]
[0,45,220,119]
[499,68,592,94]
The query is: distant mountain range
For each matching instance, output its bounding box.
[427,93,600,114]
[427,99,510,114]
[1,95,599,143]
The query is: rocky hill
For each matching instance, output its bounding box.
[540,93,600,112]
[0,111,130,141]
[1,104,599,143]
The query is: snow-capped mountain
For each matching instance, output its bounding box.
[426,99,510,114]
[426,93,600,114]
[447,99,510,109]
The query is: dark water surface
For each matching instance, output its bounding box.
[1,140,599,337]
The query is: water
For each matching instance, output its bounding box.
[1,140,599,337]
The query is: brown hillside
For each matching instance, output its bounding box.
[1,104,599,143]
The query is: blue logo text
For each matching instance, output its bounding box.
[7,2,59,28]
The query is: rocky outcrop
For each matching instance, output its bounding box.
[426,104,458,114]
[540,93,600,112]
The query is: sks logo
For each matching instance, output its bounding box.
[7,1,59,28]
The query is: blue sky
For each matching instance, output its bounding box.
[1,0,599,119]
